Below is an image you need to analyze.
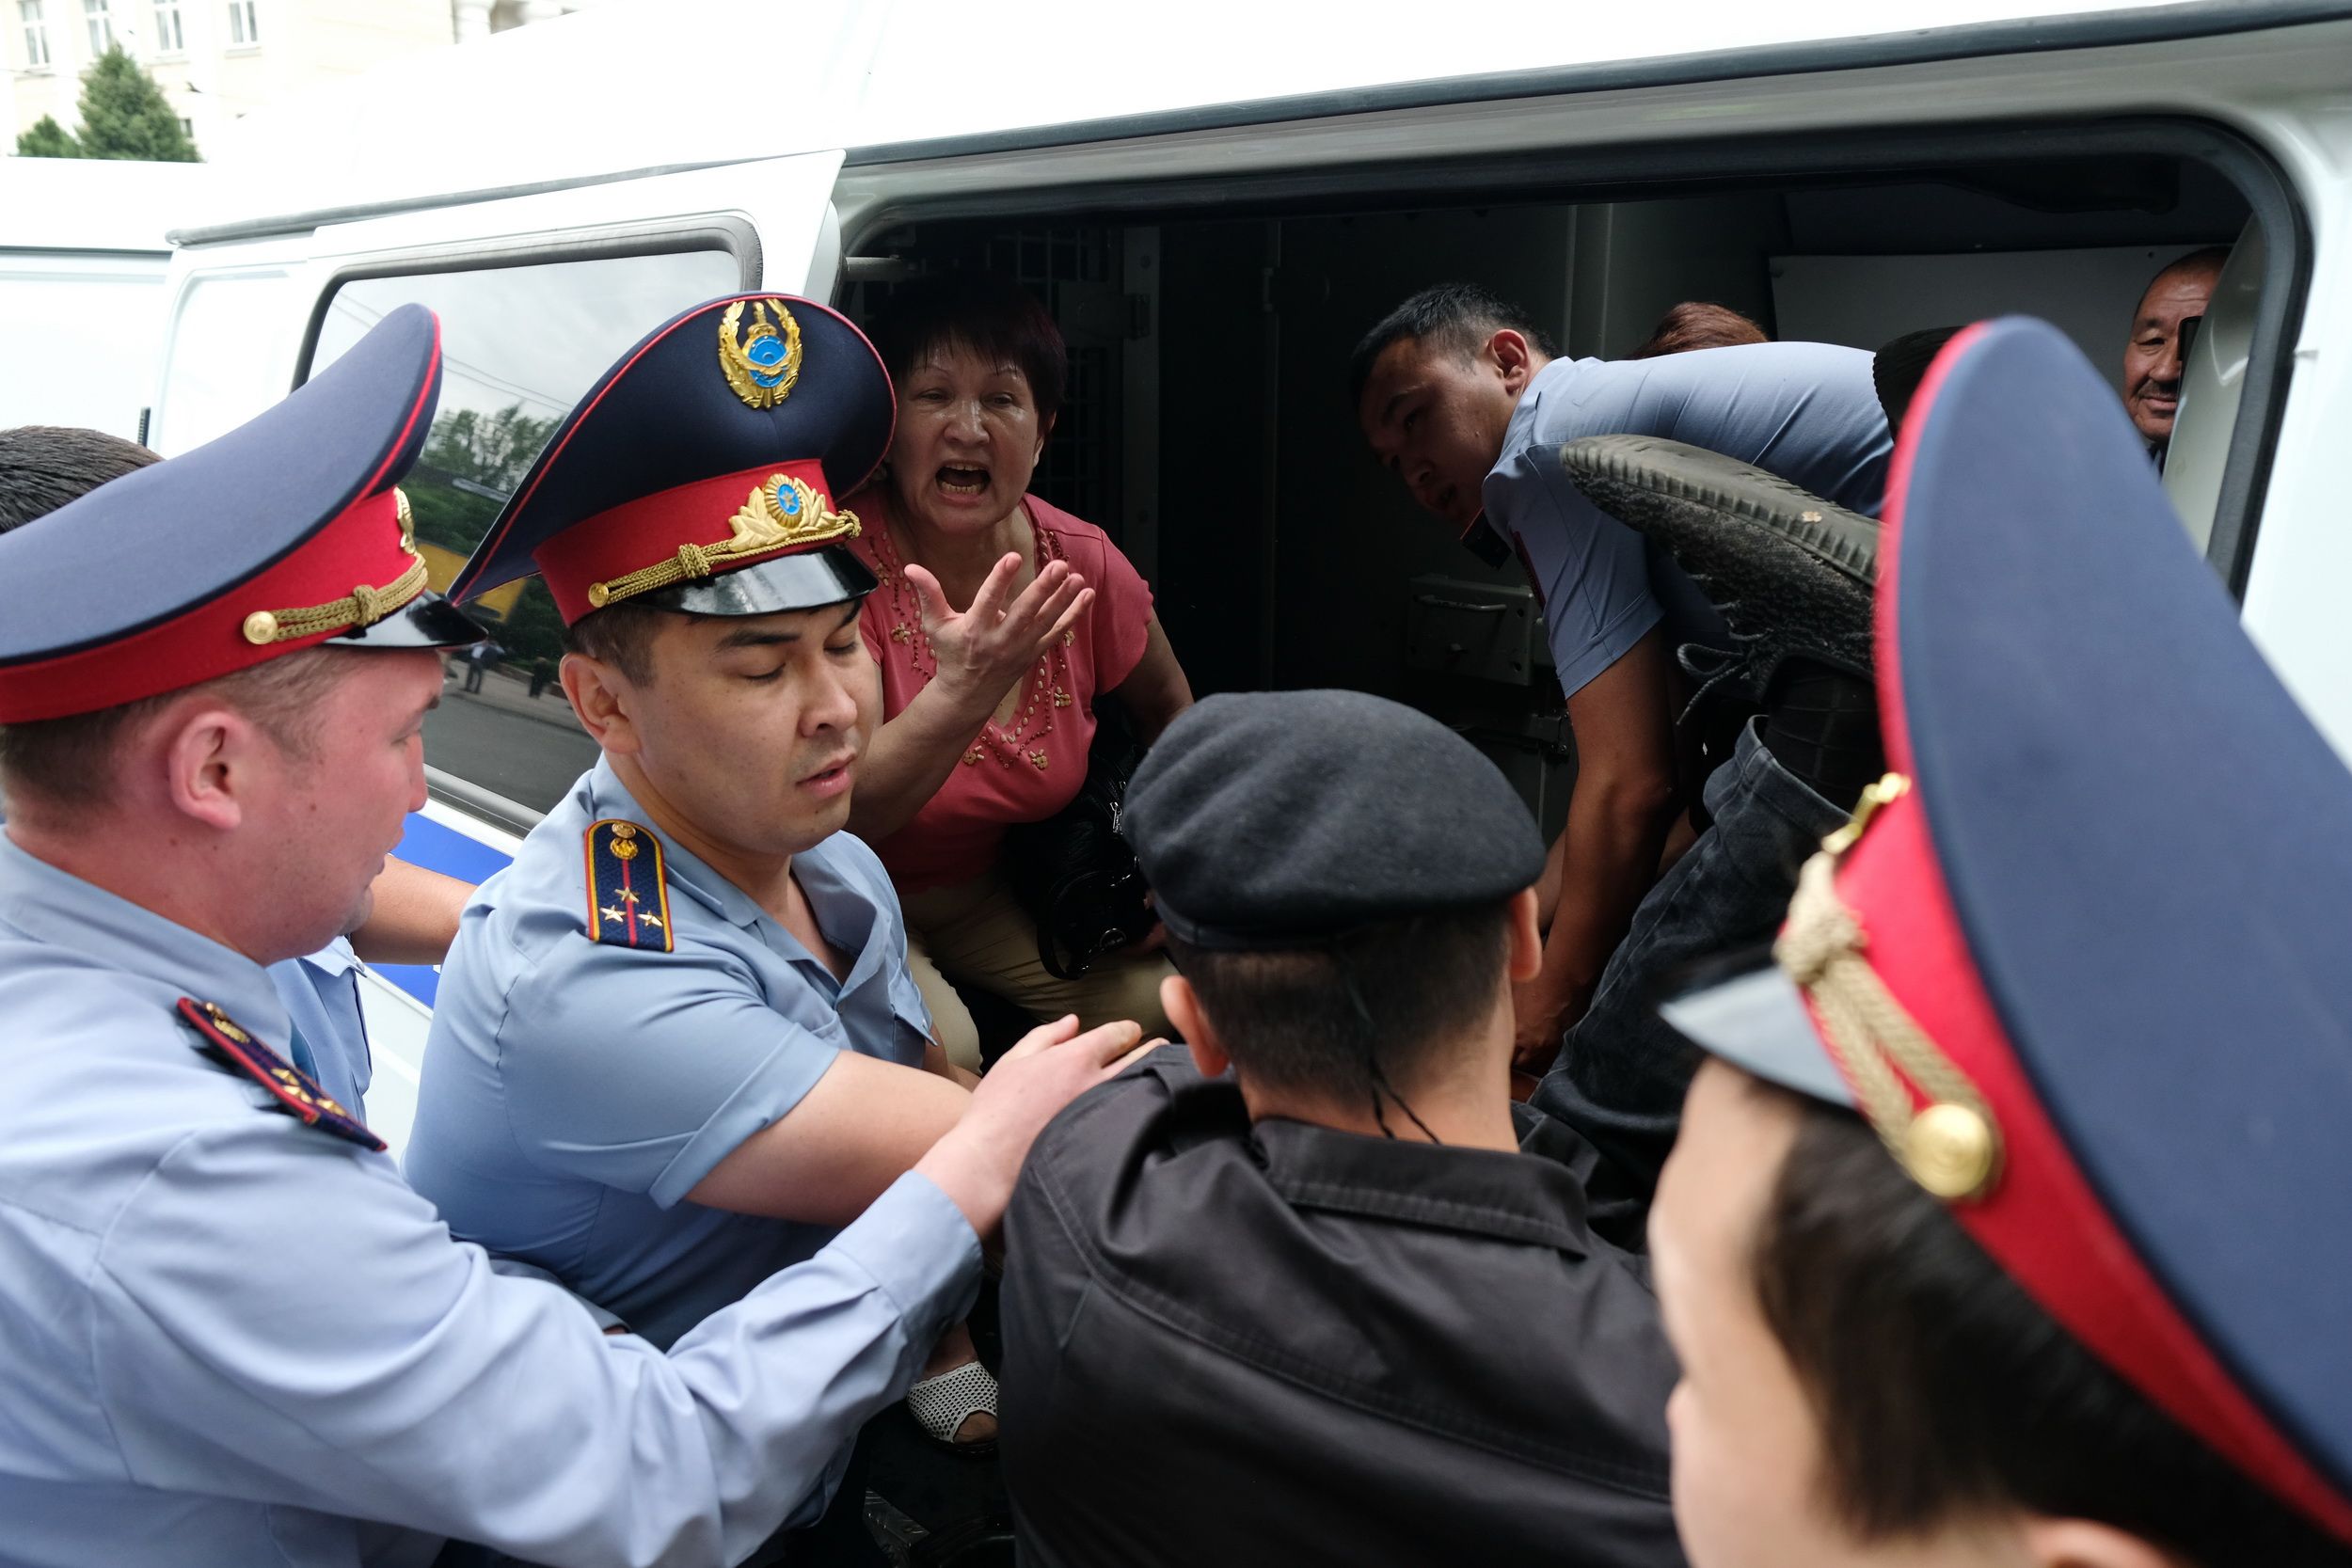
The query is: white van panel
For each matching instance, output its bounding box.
[149,263,309,455]
[0,249,168,438]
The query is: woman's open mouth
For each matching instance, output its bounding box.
[935,464,991,498]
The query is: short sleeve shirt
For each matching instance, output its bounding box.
[1486,341,1891,699]
[271,940,370,1117]
[405,757,936,1351]
[844,488,1154,895]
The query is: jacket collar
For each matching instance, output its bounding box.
[1247,1105,1591,1258]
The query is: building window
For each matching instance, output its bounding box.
[224,0,254,45]
[20,0,50,66]
[83,0,110,53]
[177,115,192,136]
[149,0,180,51]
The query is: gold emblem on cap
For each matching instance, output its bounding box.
[241,487,430,646]
[719,299,803,410]
[584,474,860,610]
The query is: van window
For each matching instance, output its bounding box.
[307,247,741,816]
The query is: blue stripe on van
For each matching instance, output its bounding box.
[377,811,517,1006]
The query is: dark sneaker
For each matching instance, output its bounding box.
[1557,433,1879,703]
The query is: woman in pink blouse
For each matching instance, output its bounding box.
[846,276,1193,1068]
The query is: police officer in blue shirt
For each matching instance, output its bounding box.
[405,295,1110,1492]
[0,422,478,1119]
[0,303,1138,1567]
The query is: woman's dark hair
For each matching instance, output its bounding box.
[1755,1087,2351,1565]
[1624,302,1769,359]
[867,274,1067,424]
[1166,901,1511,1104]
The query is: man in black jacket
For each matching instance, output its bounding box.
[998,689,1685,1568]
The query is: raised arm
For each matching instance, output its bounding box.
[847,553,1091,843]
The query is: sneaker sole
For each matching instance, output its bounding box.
[1558,434,1879,679]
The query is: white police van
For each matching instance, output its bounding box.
[127,0,2352,1148]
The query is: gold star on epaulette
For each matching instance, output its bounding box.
[640,912,664,929]
[602,905,628,923]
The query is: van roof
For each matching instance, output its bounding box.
[183,0,2312,244]
[2,158,215,253]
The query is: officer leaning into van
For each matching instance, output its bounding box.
[0,422,474,1119]
[1648,318,2352,1568]
[0,303,1134,1568]
[401,294,1128,1515]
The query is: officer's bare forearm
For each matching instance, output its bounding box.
[347,857,472,966]
[1537,763,1677,1021]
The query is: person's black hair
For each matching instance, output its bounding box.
[0,424,156,532]
[1348,283,1561,407]
[1755,1085,2352,1565]
[561,598,688,687]
[2138,245,2233,309]
[1166,901,1512,1124]
[867,274,1068,425]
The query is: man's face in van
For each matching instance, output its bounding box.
[564,602,879,863]
[2122,258,2221,447]
[1359,328,1541,534]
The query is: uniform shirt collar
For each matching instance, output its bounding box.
[0,832,289,1037]
[580,757,893,991]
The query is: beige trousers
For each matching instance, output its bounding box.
[901,865,1172,1070]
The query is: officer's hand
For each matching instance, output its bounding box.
[905,555,1091,714]
[914,1014,1152,1240]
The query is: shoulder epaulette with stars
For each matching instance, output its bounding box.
[584,817,675,953]
[177,996,386,1150]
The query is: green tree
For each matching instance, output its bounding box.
[14,115,80,158]
[72,46,199,162]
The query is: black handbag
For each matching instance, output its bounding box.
[1002,696,1154,980]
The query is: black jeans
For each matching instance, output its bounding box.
[1532,718,1849,1249]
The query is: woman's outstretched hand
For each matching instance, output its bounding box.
[906,553,1092,714]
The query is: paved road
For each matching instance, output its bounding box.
[423,680,601,816]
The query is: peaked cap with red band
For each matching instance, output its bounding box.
[1663,316,2352,1541]
[0,303,484,722]
[450,293,893,625]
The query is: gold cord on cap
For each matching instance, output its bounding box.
[1772,773,2005,1202]
[584,474,859,610]
[241,488,429,645]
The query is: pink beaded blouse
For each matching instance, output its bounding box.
[845,487,1153,895]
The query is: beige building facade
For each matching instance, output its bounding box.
[4,1,600,156]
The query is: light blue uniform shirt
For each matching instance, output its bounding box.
[1486,341,1892,699]
[275,939,371,1114]
[405,758,936,1359]
[0,832,979,1568]
[0,801,371,1111]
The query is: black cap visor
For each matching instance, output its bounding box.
[634,546,878,618]
[326,590,489,651]
[1659,958,1858,1111]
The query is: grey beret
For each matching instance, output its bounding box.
[1127,689,1546,949]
